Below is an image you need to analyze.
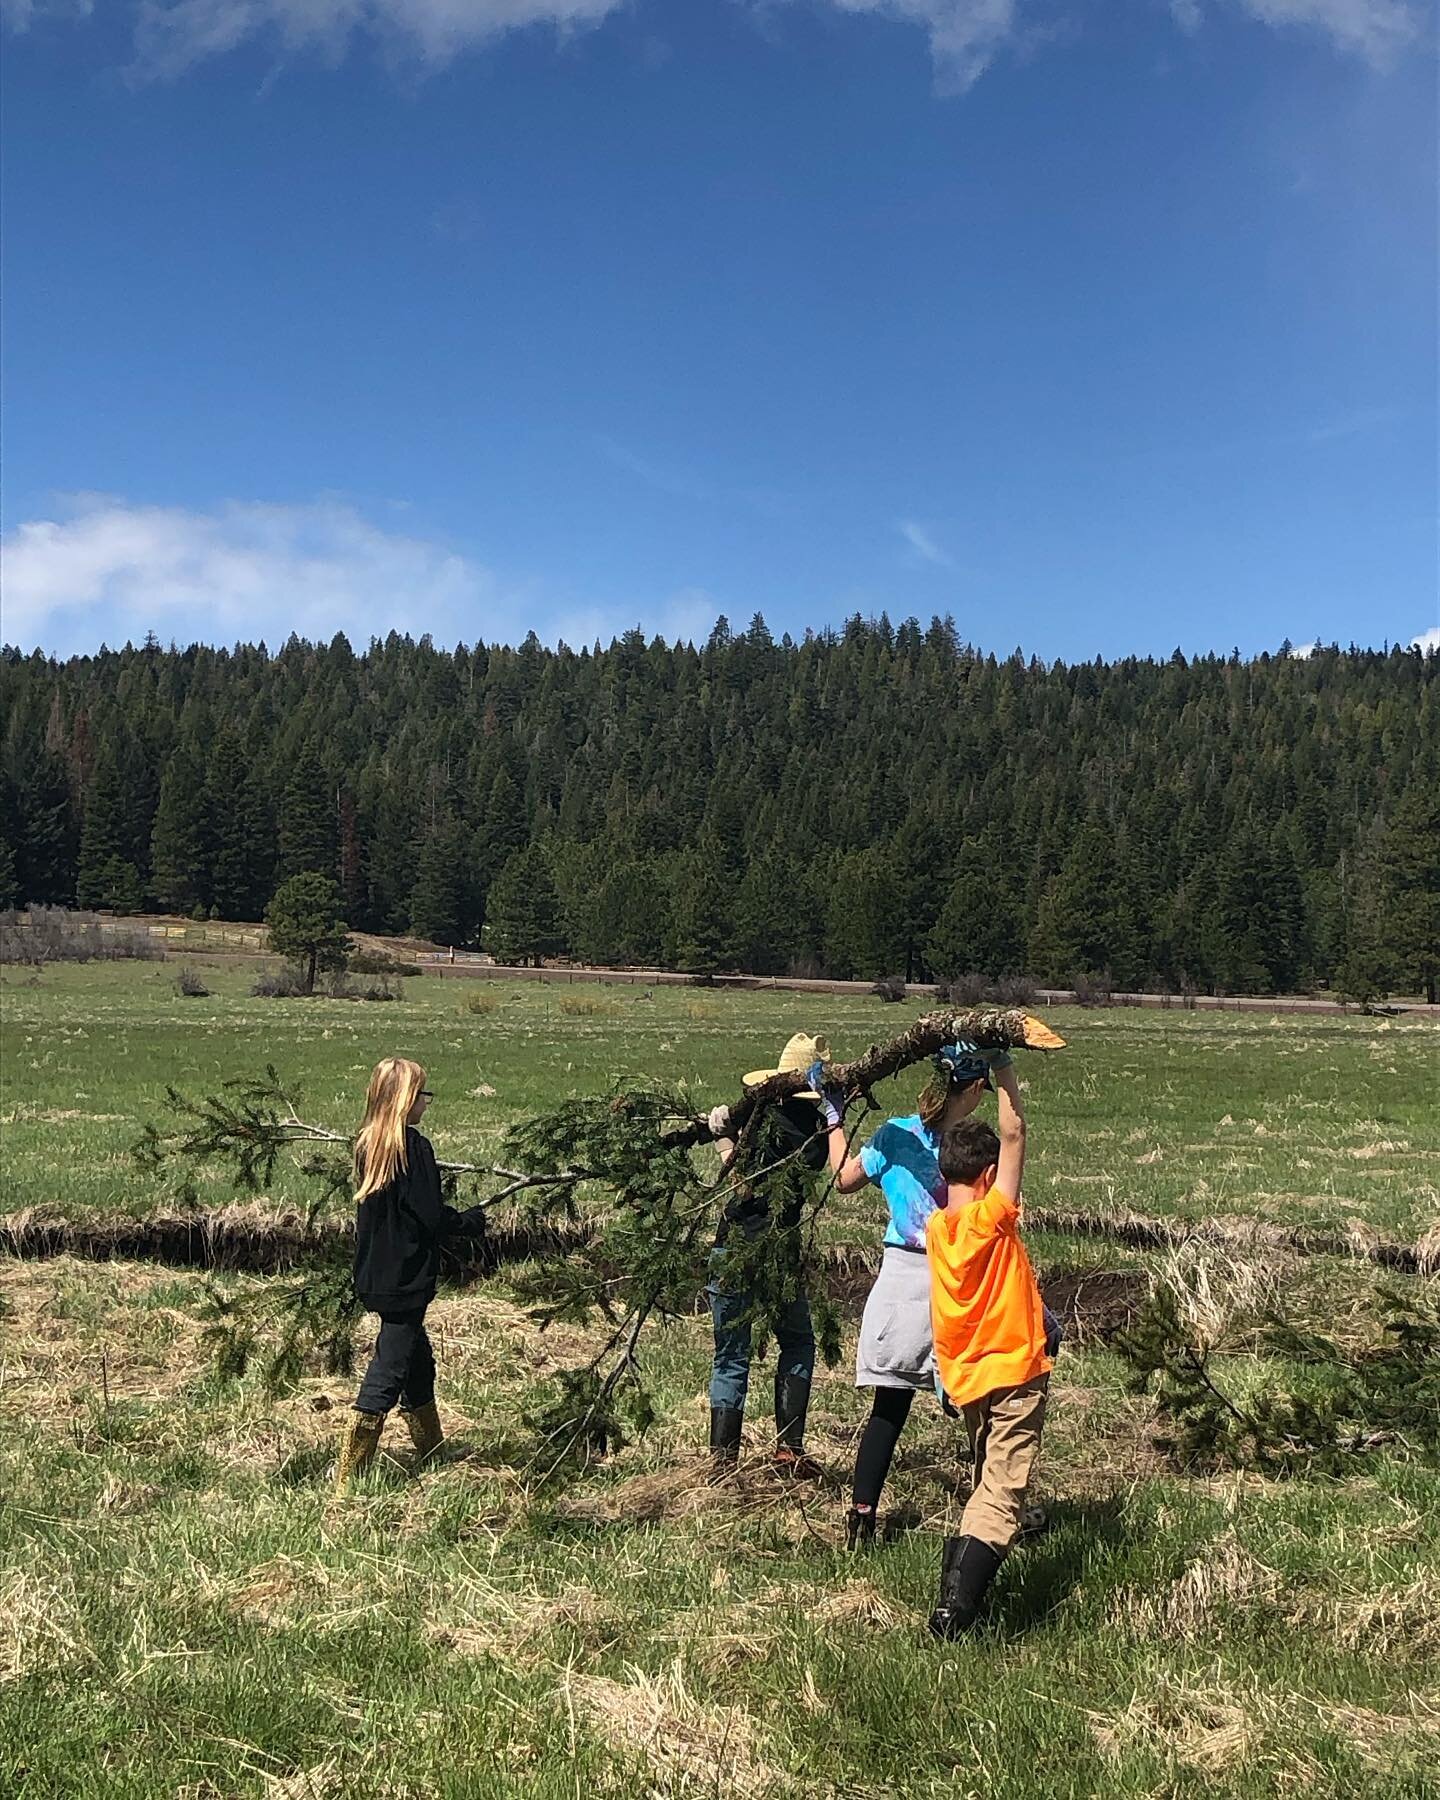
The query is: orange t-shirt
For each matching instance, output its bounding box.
[926,1185,1052,1408]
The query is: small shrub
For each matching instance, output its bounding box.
[350,949,422,977]
[189,902,209,923]
[559,994,621,1018]
[463,991,501,1016]
[251,963,310,999]
[935,972,1038,1007]
[174,965,210,998]
[359,977,399,1002]
[1069,971,1114,1008]
[0,906,164,966]
[871,975,907,1002]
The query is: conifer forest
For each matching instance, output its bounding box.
[2,619,1436,997]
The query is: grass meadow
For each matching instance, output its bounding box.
[2,959,1438,1797]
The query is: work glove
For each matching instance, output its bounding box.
[1043,1304,1063,1359]
[819,1085,846,1130]
[707,1104,732,1139]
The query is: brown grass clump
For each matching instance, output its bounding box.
[566,1659,788,1797]
[1112,1533,1282,1643]
[809,1579,917,1633]
[0,1570,82,1683]
[1089,1672,1440,1782]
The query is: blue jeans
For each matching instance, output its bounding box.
[707,1254,815,1414]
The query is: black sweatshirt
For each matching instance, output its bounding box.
[714,1097,828,1247]
[352,1127,481,1314]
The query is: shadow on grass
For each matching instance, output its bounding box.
[991,1493,1132,1637]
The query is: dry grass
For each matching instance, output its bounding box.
[566,1659,788,1798]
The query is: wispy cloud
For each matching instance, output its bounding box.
[898,518,955,569]
[124,0,626,81]
[5,0,1426,83]
[0,494,722,656]
[1413,626,1440,654]
[596,436,719,504]
[821,1,1022,93]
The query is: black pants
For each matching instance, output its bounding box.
[355,1308,436,1415]
[852,1386,915,1508]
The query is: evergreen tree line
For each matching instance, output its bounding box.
[1,619,1435,997]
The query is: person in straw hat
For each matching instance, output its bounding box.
[704,1031,832,1478]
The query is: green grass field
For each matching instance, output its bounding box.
[2,961,1438,1797]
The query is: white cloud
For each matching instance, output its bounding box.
[1290,639,1320,656]
[128,0,625,79]
[1184,0,1421,64]
[1412,626,1440,654]
[2,496,509,654]
[4,0,1427,82]
[820,0,1020,92]
[898,518,955,568]
[0,494,728,656]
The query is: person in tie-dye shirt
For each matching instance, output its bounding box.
[822,1043,1007,1548]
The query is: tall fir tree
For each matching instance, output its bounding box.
[150,744,211,914]
[14,749,77,905]
[667,840,731,977]
[76,745,139,910]
[1378,782,1440,1002]
[276,742,335,886]
[486,844,564,965]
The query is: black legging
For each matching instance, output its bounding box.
[852,1386,915,1508]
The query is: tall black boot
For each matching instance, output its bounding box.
[773,1373,822,1480]
[928,1534,1004,1640]
[709,1405,743,1474]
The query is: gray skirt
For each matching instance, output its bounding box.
[855,1245,936,1391]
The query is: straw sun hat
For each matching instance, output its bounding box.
[743,1032,831,1099]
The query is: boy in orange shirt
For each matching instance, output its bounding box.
[925,1061,1051,1638]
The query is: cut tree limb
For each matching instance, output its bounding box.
[661,1007,1066,1148]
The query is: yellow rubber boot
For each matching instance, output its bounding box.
[335,1409,385,1494]
[402,1401,444,1464]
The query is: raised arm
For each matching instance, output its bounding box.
[815,1083,869,1193]
[993,1062,1027,1201]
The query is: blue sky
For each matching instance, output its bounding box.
[2,0,1436,662]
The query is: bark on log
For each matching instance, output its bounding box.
[660,1008,1067,1148]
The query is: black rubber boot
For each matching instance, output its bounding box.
[845,1506,878,1550]
[773,1374,822,1480]
[928,1534,1004,1640]
[709,1406,743,1473]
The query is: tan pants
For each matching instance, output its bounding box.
[960,1373,1049,1553]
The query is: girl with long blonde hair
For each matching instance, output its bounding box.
[335,1057,485,1491]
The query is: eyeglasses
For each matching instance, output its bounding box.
[419,1089,434,1100]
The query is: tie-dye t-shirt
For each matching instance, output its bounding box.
[858,1115,945,1250]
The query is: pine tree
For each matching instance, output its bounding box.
[1027,824,1141,987]
[14,749,77,905]
[486,844,564,965]
[150,744,211,914]
[927,830,1023,979]
[0,834,17,910]
[207,728,268,921]
[667,841,731,977]
[276,742,335,884]
[1381,782,1440,1002]
[265,873,351,994]
[76,746,135,910]
[410,814,477,947]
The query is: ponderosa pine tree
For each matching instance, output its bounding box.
[265,872,351,994]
